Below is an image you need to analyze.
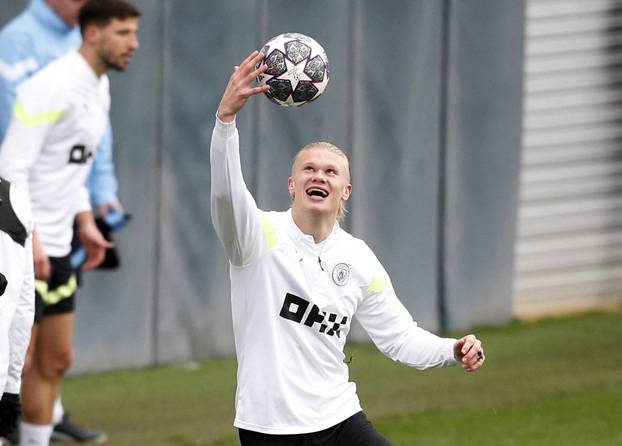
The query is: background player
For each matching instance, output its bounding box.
[0,177,34,445]
[0,1,140,444]
[0,1,126,442]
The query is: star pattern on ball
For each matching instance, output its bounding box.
[263,48,320,104]
[281,54,313,91]
[258,33,329,107]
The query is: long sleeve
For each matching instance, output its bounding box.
[0,181,34,394]
[0,30,39,143]
[5,234,34,394]
[75,186,92,216]
[0,51,107,257]
[356,252,457,370]
[209,117,265,267]
[0,95,60,204]
[0,0,82,145]
[87,121,119,206]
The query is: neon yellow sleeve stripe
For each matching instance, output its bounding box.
[368,275,393,293]
[35,275,77,306]
[260,212,278,249]
[14,100,65,126]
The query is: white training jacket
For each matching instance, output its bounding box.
[0,178,34,395]
[210,117,458,435]
[0,50,109,257]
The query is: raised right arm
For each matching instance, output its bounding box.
[210,52,270,267]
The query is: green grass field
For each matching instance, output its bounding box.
[60,309,622,445]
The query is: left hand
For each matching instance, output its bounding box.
[453,334,485,372]
[77,215,115,271]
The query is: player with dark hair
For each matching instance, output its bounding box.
[0,177,34,445]
[78,0,141,32]
[210,51,486,445]
[0,1,140,444]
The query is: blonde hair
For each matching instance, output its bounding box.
[291,142,351,220]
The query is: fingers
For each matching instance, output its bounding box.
[247,51,265,70]
[252,62,268,79]
[250,84,271,96]
[34,257,51,281]
[100,239,115,249]
[235,63,268,95]
[463,349,485,372]
[218,52,269,120]
[81,237,113,270]
[33,239,51,280]
[92,228,115,247]
[92,235,115,250]
[82,248,105,271]
[460,334,478,357]
[456,334,485,372]
[240,50,260,68]
[237,54,268,89]
[235,50,265,79]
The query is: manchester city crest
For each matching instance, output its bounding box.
[332,263,350,286]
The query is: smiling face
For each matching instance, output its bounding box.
[289,143,352,221]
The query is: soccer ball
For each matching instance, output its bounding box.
[257,33,329,107]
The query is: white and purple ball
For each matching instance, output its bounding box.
[257,33,329,108]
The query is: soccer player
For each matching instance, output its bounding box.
[211,51,486,445]
[0,0,125,221]
[0,1,140,445]
[0,177,34,444]
[0,0,126,442]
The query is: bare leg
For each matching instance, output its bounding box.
[20,313,74,425]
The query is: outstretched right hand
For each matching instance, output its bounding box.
[217,51,270,123]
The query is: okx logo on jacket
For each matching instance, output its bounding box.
[279,293,348,338]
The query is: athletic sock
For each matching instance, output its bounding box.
[52,397,64,425]
[19,422,53,446]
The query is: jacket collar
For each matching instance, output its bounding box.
[284,208,340,251]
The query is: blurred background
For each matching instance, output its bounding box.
[0,0,620,376]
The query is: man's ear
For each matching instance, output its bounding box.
[342,184,352,201]
[287,178,295,198]
[82,24,100,44]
